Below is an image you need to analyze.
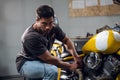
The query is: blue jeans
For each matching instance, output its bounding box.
[19,60,58,80]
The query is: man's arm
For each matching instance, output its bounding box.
[38,50,77,71]
[62,36,79,59]
[61,36,83,67]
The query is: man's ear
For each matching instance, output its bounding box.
[36,16,40,21]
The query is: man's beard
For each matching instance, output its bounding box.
[39,27,50,34]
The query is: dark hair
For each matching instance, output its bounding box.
[36,5,54,18]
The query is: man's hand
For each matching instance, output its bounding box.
[69,62,78,71]
[74,55,83,68]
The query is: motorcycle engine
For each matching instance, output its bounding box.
[101,54,120,79]
[83,52,102,70]
[83,52,120,80]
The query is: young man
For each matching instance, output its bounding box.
[16,5,82,80]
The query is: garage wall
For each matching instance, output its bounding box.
[51,0,120,38]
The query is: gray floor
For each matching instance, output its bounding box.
[0,75,25,80]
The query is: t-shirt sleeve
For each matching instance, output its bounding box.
[54,26,66,41]
[23,35,47,56]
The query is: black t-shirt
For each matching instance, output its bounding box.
[16,25,65,71]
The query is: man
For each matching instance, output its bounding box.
[16,5,82,80]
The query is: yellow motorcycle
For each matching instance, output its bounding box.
[51,30,120,80]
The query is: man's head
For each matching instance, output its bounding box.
[36,5,54,19]
[35,5,55,34]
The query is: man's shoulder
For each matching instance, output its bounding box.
[21,26,41,41]
[53,26,60,29]
[52,26,62,32]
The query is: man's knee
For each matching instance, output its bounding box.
[44,68,58,80]
[49,67,58,76]
[53,68,58,76]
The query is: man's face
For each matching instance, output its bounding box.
[37,17,54,34]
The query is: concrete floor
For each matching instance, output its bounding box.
[0,75,24,80]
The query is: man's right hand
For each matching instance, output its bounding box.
[69,62,78,71]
